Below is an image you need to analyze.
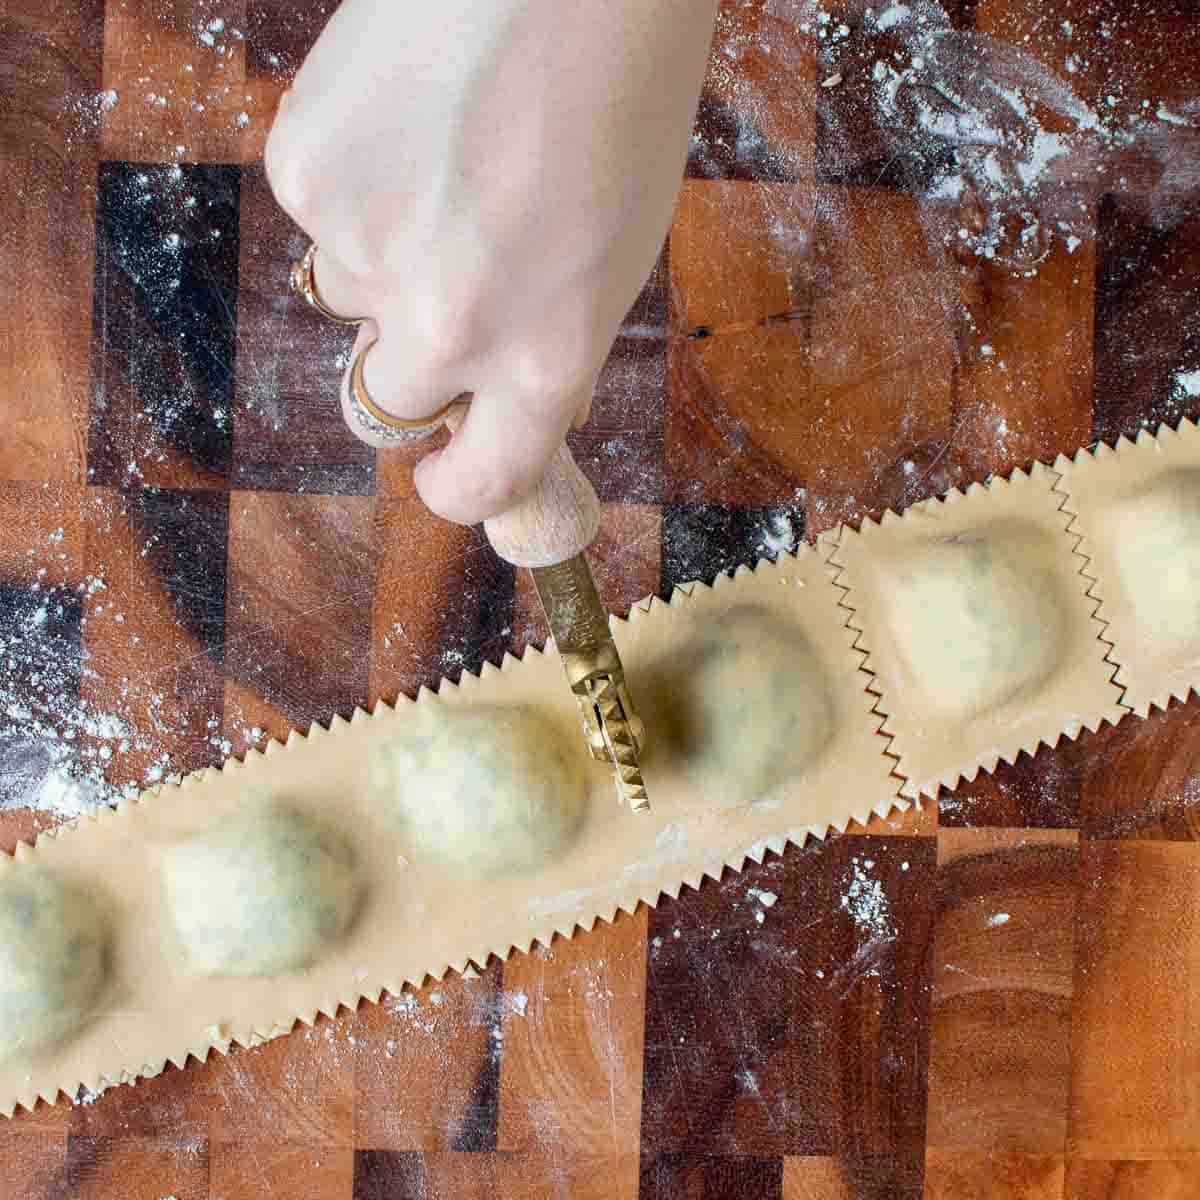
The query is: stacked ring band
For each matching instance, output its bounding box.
[347,341,459,443]
[289,244,368,326]
[289,243,464,443]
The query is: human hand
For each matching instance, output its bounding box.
[266,0,718,524]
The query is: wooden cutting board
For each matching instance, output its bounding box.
[2,0,1200,1196]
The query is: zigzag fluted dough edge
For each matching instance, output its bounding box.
[2,548,898,1117]
[9,420,1200,1118]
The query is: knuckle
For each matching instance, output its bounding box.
[263,113,312,220]
[467,472,522,518]
[415,291,487,370]
[514,344,596,402]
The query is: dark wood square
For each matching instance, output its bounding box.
[685,2,814,184]
[1092,194,1200,444]
[640,838,934,1163]
[233,165,375,496]
[639,1153,784,1200]
[660,502,805,594]
[353,1149,426,1200]
[568,246,669,506]
[89,161,242,489]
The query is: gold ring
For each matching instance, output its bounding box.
[289,244,368,326]
[347,340,462,443]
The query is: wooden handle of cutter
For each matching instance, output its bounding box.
[483,441,600,568]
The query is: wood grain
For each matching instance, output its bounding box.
[80,486,228,782]
[1069,842,1200,1158]
[0,2,102,483]
[0,1126,68,1200]
[100,0,257,164]
[1079,699,1200,841]
[665,182,814,506]
[369,468,468,705]
[639,837,934,1188]
[2,0,1200,1193]
[352,966,504,1153]
[952,222,1097,480]
[924,1151,1065,1200]
[569,247,669,507]
[205,1020,355,1148]
[928,830,1079,1154]
[233,166,372,496]
[498,911,648,1156]
[805,186,958,534]
[68,1136,210,1200]
[212,1142,353,1200]
[88,161,242,490]
[223,491,375,729]
[1092,198,1200,442]
[1065,1158,1200,1199]
[781,1157,855,1200]
[494,1153,641,1200]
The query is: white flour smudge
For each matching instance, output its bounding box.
[840,855,895,940]
[757,508,802,558]
[1172,367,1200,399]
[1,580,122,818]
[0,504,255,823]
[503,989,529,1018]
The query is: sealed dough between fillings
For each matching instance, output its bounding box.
[374,705,586,875]
[163,806,362,977]
[0,870,109,1061]
[876,526,1066,719]
[1104,470,1200,659]
[640,603,835,802]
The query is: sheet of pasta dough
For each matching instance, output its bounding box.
[1,546,900,1117]
[828,463,1126,799]
[1056,420,1200,717]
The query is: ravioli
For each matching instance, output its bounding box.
[0,870,108,1060]
[374,705,587,875]
[163,806,362,977]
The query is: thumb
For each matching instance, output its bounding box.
[413,390,580,525]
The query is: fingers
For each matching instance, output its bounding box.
[324,283,597,522]
[338,321,473,453]
[572,393,593,429]
[350,320,473,421]
[412,388,582,525]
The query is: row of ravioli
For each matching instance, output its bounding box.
[0,594,824,1078]
[827,421,1200,799]
[1,708,584,1068]
[2,419,1197,1103]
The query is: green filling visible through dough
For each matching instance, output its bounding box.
[640,603,836,803]
[376,705,586,876]
[162,807,362,978]
[0,870,109,1061]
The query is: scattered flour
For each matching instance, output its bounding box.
[757,508,802,558]
[0,509,260,823]
[840,855,895,939]
[1172,368,1200,399]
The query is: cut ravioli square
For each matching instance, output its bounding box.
[1056,420,1200,717]
[830,463,1125,799]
